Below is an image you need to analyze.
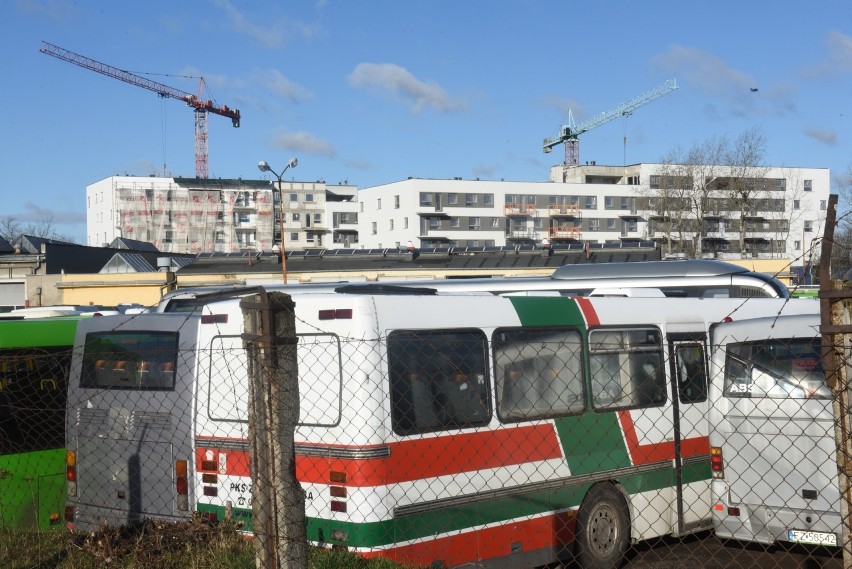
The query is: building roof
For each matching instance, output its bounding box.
[0,237,13,253]
[109,237,160,252]
[179,241,661,275]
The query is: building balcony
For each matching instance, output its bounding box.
[504,204,537,217]
[549,226,581,240]
[547,204,581,218]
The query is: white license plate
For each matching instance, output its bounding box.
[787,529,837,546]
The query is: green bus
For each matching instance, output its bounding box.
[0,316,84,530]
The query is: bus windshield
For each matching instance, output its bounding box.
[723,338,828,399]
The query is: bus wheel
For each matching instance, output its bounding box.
[575,484,629,569]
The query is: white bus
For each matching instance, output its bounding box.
[64,287,815,569]
[708,310,840,548]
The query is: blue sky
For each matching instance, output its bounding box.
[3,0,851,243]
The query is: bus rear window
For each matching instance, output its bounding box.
[724,338,828,399]
[81,332,179,391]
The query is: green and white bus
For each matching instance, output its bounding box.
[65,287,815,568]
[0,315,85,530]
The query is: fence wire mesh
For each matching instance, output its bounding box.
[3,309,850,569]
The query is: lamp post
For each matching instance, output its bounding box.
[258,157,298,283]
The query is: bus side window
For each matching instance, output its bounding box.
[388,330,490,435]
[589,327,664,410]
[676,344,707,403]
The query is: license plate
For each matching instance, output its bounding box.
[787,529,837,546]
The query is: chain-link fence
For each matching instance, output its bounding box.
[3,292,851,569]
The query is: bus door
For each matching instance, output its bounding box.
[667,332,712,535]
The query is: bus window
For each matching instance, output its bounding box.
[492,327,584,421]
[723,339,828,399]
[81,332,179,391]
[388,330,490,435]
[676,344,707,403]
[0,348,69,453]
[589,328,666,410]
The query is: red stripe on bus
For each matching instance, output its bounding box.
[196,424,562,484]
[574,297,600,327]
[617,410,709,464]
[364,511,577,567]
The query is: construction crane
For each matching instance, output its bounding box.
[543,78,677,167]
[40,41,240,179]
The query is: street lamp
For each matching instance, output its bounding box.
[258,157,298,283]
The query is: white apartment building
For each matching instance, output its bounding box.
[357,163,830,276]
[86,176,358,254]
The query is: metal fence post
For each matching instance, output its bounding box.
[242,291,308,569]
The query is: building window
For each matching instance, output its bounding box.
[290,232,299,241]
[485,240,495,247]
[804,180,812,192]
[607,218,616,230]
[377,198,382,210]
[290,193,298,202]
[389,219,394,231]
[604,196,614,208]
[491,217,500,229]
[650,176,660,189]
[820,200,827,210]
[585,196,597,209]
[484,194,494,206]
[420,193,433,206]
[360,202,364,212]
[451,217,460,228]
[430,218,441,230]
[292,213,300,222]
[466,194,477,206]
[404,217,409,229]
[589,219,599,231]
[394,195,400,209]
[314,213,322,224]
[305,193,314,202]
[469,217,481,230]
[371,222,377,235]
[620,197,629,209]
[448,193,458,205]
[805,221,813,233]
[795,240,801,250]
[793,200,800,210]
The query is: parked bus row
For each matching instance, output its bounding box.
[63,285,818,569]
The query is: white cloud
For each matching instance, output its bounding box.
[252,69,313,103]
[272,131,336,157]
[653,45,796,118]
[16,0,74,21]
[211,0,322,49]
[348,63,467,114]
[803,126,837,146]
[803,31,852,80]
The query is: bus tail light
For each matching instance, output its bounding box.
[710,446,724,478]
[176,459,189,511]
[66,450,77,496]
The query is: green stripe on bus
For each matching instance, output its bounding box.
[198,466,675,548]
[554,414,631,474]
[507,297,586,328]
[0,318,81,348]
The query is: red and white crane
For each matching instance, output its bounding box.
[40,41,240,179]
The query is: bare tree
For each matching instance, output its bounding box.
[721,126,769,255]
[0,213,77,245]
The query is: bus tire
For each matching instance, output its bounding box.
[575,483,630,569]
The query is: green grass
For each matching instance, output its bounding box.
[0,519,417,569]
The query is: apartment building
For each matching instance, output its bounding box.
[357,163,830,277]
[86,176,358,254]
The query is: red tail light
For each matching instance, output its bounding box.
[710,446,724,478]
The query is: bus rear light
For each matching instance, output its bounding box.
[710,446,724,478]
[329,486,347,498]
[318,309,352,320]
[201,314,228,324]
[64,505,75,524]
[330,500,347,513]
[203,486,218,497]
[176,459,189,511]
[329,471,346,483]
[66,450,77,495]
[727,507,741,517]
